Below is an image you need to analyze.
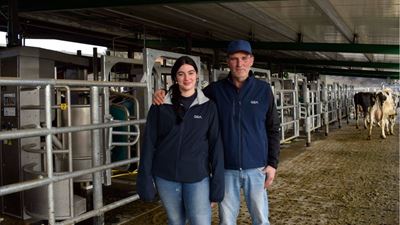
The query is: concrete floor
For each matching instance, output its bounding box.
[113,121,399,225]
[268,122,399,225]
[1,120,398,225]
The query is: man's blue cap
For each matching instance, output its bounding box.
[227,40,252,55]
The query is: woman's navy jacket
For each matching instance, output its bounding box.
[137,89,224,202]
[203,72,281,170]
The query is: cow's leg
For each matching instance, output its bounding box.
[389,116,396,135]
[367,116,373,140]
[385,118,390,135]
[364,116,369,129]
[381,117,387,139]
[391,120,395,135]
[363,109,370,129]
[355,106,359,129]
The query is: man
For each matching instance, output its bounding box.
[153,40,280,225]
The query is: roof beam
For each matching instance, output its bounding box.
[270,66,398,79]
[310,0,374,62]
[257,58,399,70]
[310,0,353,42]
[250,42,399,55]
[11,0,274,12]
[292,66,398,79]
[136,39,400,54]
[20,13,136,37]
[219,2,297,41]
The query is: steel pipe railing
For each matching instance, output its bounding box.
[90,86,104,225]
[0,119,146,140]
[0,76,148,224]
[0,77,147,88]
[56,194,140,225]
[45,85,56,224]
[0,157,139,197]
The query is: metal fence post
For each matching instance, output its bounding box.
[91,86,104,225]
[45,84,56,225]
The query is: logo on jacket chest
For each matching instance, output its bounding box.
[194,115,203,119]
[250,100,259,104]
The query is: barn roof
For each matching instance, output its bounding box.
[1,0,399,79]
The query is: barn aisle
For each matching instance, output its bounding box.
[118,121,399,225]
[267,121,399,225]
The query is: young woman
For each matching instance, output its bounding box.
[137,56,224,225]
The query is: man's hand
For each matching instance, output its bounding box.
[211,202,217,208]
[263,165,276,189]
[152,89,166,105]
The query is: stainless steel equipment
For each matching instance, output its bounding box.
[0,46,89,220]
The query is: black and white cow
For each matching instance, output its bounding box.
[367,89,396,139]
[354,92,374,129]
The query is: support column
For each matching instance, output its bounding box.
[93,48,99,81]
[303,80,311,147]
[7,0,22,47]
[321,83,329,136]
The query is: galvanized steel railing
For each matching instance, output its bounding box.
[0,77,147,225]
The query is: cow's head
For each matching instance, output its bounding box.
[377,92,387,107]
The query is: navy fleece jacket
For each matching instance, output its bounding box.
[203,72,280,170]
[137,89,224,202]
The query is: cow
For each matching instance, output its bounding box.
[367,89,396,140]
[385,89,398,135]
[354,92,374,129]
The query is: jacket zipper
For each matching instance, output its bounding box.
[176,101,197,178]
[175,122,184,179]
[238,98,242,170]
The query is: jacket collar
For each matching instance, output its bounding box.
[164,88,209,106]
[226,71,255,89]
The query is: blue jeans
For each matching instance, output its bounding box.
[219,168,270,225]
[154,176,211,225]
